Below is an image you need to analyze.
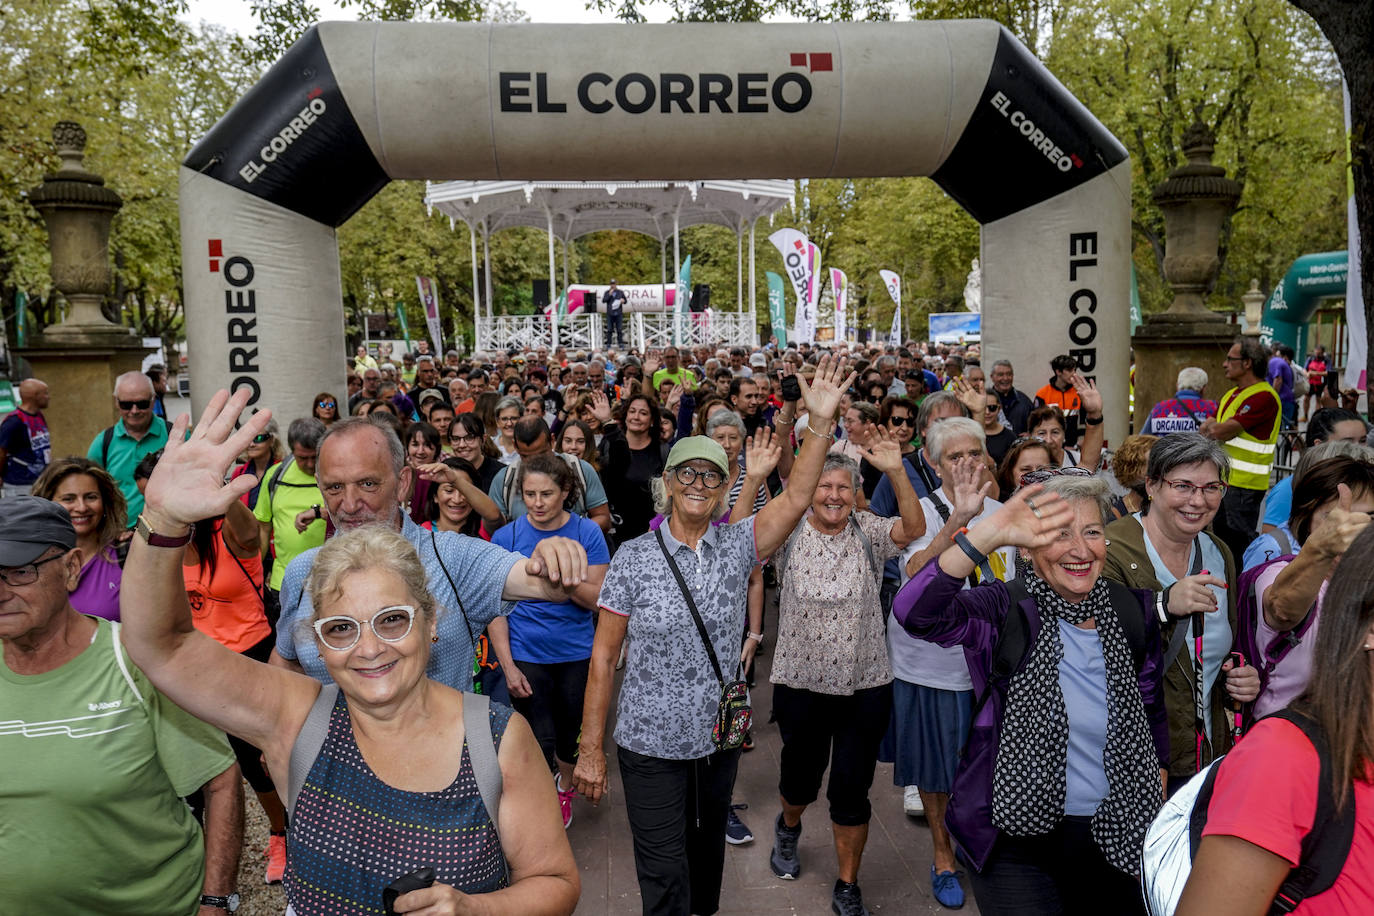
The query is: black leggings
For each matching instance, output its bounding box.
[772,682,893,826]
[509,658,589,772]
[966,817,1145,916]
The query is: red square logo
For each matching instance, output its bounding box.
[790,52,807,67]
[810,53,833,72]
[208,239,223,257]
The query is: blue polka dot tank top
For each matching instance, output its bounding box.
[284,692,511,914]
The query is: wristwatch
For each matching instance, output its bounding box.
[312,504,322,520]
[135,514,195,548]
[200,893,240,912]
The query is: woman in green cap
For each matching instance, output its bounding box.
[574,354,856,916]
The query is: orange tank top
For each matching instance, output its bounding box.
[183,525,270,653]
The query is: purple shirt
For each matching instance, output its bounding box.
[70,544,123,621]
[1252,559,1325,718]
[1267,356,1294,401]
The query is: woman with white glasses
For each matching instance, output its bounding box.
[118,391,581,915]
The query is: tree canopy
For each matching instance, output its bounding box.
[2,0,1356,358]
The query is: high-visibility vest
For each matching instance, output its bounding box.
[1217,381,1281,490]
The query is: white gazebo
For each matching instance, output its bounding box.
[423,179,794,351]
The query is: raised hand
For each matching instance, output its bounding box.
[1308,483,1373,561]
[744,426,782,479]
[982,483,1075,550]
[1073,371,1103,418]
[142,388,272,529]
[951,376,984,418]
[667,383,685,412]
[949,455,994,523]
[798,354,855,424]
[856,425,904,474]
[416,461,459,485]
[589,389,614,425]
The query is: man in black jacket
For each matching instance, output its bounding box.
[990,359,1034,435]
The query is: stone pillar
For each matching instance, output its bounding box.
[16,122,152,459]
[1131,123,1243,434]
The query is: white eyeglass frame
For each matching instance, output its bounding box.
[312,605,417,652]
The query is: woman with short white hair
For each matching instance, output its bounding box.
[887,416,1010,909]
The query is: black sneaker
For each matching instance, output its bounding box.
[832,879,871,916]
[725,804,754,845]
[769,812,802,879]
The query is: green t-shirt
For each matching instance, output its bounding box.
[254,458,327,589]
[0,618,233,916]
[652,367,691,392]
[86,417,171,523]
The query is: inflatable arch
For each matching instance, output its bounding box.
[1258,250,1348,356]
[180,19,1132,441]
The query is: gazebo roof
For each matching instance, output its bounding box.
[423,179,795,241]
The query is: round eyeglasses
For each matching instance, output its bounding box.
[313,605,417,651]
[672,466,725,489]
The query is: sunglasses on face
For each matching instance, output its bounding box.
[118,399,151,411]
[1019,466,1095,487]
[318,400,336,409]
[889,415,917,426]
[251,433,273,444]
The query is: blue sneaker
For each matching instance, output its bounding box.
[931,867,965,909]
[725,804,754,845]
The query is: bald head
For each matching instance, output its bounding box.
[113,371,156,436]
[113,371,154,400]
[18,378,49,411]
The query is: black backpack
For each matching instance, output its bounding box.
[1141,708,1356,915]
[971,577,1148,725]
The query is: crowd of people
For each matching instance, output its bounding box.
[2,332,1372,916]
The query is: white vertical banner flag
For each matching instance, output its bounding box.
[830,268,848,343]
[769,228,814,343]
[799,242,821,344]
[1345,82,1367,390]
[415,275,444,355]
[880,269,902,346]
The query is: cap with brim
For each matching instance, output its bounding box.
[664,436,730,476]
[416,388,447,405]
[0,497,76,567]
[749,353,767,366]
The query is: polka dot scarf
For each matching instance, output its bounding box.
[991,571,1162,874]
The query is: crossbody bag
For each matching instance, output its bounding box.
[654,529,751,751]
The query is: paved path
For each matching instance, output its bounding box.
[568,587,976,915]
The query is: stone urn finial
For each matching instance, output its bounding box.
[1151,121,1242,321]
[1242,278,1266,335]
[27,120,128,334]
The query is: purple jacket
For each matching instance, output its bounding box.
[892,560,1169,871]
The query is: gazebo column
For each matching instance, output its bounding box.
[482,219,493,320]
[541,205,552,348]
[673,206,681,347]
[468,221,481,349]
[749,218,757,345]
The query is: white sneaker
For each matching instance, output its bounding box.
[903,785,925,817]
